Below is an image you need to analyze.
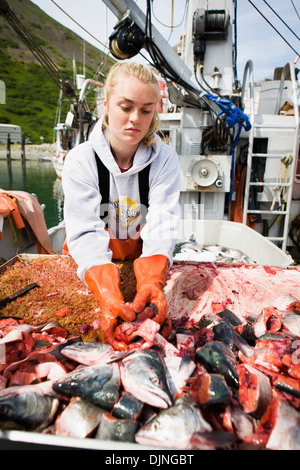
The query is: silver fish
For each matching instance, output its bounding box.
[259,398,300,450]
[60,341,126,366]
[120,349,173,409]
[0,391,59,431]
[281,311,300,338]
[111,391,144,420]
[135,394,212,449]
[55,397,105,438]
[96,412,139,442]
[163,355,196,400]
[52,363,120,411]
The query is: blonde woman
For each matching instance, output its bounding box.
[62,62,180,350]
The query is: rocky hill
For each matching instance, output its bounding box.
[0,0,115,143]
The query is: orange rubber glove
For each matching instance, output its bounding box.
[85,264,136,350]
[132,254,169,327]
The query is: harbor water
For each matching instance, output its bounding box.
[0,157,64,229]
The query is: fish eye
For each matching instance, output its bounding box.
[149,372,160,385]
[153,422,160,431]
[0,404,8,414]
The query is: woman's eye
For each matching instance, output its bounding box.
[121,106,131,112]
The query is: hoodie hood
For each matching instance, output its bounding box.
[88,117,161,177]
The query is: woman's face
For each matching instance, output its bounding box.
[103,74,157,158]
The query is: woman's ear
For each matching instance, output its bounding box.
[103,95,108,110]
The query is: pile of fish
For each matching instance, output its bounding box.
[173,236,253,264]
[0,293,299,450]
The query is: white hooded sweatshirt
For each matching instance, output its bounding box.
[62,117,180,282]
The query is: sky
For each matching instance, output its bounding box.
[30,0,300,83]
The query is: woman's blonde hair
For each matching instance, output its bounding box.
[102,62,160,146]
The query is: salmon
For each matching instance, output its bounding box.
[212,321,254,357]
[55,397,105,438]
[253,307,282,338]
[96,412,139,442]
[114,318,161,347]
[111,391,144,420]
[52,363,120,411]
[189,371,231,406]
[0,390,59,431]
[247,397,300,450]
[163,354,196,400]
[195,341,239,389]
[237,364,272,417]
[60,341,126,366]
[119,349,173,409]
[135,394,212,448]
[281,311,300,337]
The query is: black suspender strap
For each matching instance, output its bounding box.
[94,152,150,222]
[95,152,110,221]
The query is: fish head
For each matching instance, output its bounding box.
[120,350,173,409]
[0,396,17,429]
[135,412,176,447]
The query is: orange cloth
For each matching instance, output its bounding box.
[0,189,53,254]
[62,227,143,260]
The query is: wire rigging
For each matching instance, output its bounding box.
[262,0,300,42]
[0,0,75,100]
[290,0,300,22]
[50,0,110,52]
[151,0,188,30]
[247,0,300,58]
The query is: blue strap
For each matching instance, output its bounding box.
[204,94,252,131]
[202,94,251,203]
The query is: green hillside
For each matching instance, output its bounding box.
[0,0,115,143]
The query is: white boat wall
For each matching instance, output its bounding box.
[51,123,77,179]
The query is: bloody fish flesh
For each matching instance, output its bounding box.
[0,256,299,450]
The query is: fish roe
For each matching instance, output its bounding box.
[0,256,137,342]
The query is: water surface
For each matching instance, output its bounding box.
[0,158,63,228]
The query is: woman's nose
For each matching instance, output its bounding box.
[129,109,140,122]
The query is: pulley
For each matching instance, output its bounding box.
[193,8,229,41]
[191,158,220,188]
[109,19,145,60]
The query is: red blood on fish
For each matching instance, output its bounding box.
[194,328,214,348]
[186,289,198,300]
[222,405,234,433]
[246,397,300,450]
[8,370,41,386]
[0,318,19,331]
[211,298,234,315]
[282,353,300,380]
[263,266,278,275]
[3,351,66,385]
[263,307,282,333]
[238,364,272,417]
[31,332,56,344]
[287,301,300,311]
[41,324,68,339]
[114,319,160,346]
[242,336,293,373]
